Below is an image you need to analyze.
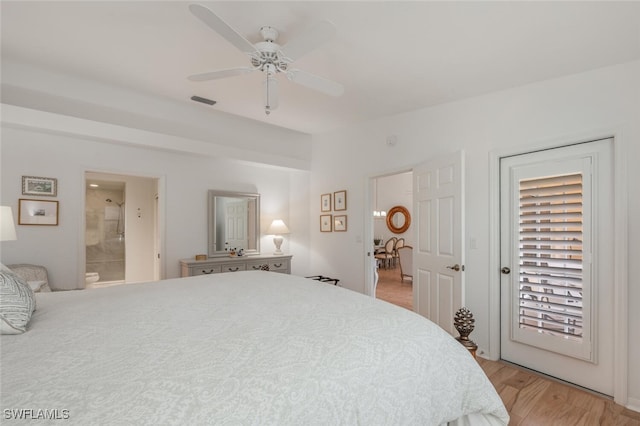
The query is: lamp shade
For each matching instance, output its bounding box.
[0,206,17,241]
[267,219,290,235]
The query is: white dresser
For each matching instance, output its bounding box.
[180,254,292,277]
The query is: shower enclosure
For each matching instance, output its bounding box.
[85,181,126,283]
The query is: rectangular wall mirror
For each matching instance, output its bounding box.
[208,190,260,257]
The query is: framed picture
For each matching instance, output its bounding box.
[320,214,332,232]
[22,176,57,197]
[334,190,347,211]
[320,193,332,212]
[334,215,347,232]
[18,199,59,226]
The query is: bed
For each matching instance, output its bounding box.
[1,271,508,425]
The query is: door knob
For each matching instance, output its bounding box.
[501,267,511,274]
[446,264,462,272]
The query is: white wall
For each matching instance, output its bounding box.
[0,125,312,290]
[310,61,639,405]
[121,174,157,284]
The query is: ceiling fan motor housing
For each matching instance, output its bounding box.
[251,41,289,72]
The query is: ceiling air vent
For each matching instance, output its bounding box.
[190,95,216,106]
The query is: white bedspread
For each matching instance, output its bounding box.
[1,271,508,425]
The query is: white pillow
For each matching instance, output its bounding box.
[27,280,47,293]
[0,270,36,334]
[0,262,12,273]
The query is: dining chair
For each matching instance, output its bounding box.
[392,238,405,267]
[374,237,396,269]
[397,245,413,281]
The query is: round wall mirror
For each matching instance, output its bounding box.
[386,205,411,234]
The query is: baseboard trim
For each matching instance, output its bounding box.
[626,397,640,414]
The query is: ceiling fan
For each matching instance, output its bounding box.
[188,4,344,115]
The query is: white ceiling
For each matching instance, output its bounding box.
[2,1,640,135]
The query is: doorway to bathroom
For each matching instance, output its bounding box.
[84,172,159,287]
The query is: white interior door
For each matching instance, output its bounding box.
[500,139,614,396]
[225,200,247,250]
[413,151,464,335]
[154,193,160,281]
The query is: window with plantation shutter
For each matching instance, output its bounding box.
[501,138,615,394]
[518,173,584,342]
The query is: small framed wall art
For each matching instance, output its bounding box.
[320,214,332,232]
[334,215,347,232]
[320,193,332,212]
[18,199,59,226]
[334,190,347,211]
[22,176,57,197]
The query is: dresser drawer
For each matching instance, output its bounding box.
[190,264,222,276]
[269,259,290,273]
[246,261,271,272]
[219,263,246,273]
[246,259,290,273]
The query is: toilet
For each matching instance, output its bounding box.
[85,272,100,285]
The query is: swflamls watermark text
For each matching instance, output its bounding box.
[3,408,70,420]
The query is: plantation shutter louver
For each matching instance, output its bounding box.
[518,173,583,342]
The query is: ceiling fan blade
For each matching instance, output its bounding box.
[287,69,344,97]
[188,67,255,82]
[280,20,336,61]
[189,4,257,54]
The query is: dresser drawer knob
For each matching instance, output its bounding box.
[274,263,282,268]
[202,269,215,274]
[228,267,240,272]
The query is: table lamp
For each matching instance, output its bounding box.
[267,219,290,255]
[0,206,17,241]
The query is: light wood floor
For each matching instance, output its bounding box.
[478,358,640,425]
[375,263,412,310]
[375,265,640,425]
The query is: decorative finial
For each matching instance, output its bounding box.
[454,307,478,356]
